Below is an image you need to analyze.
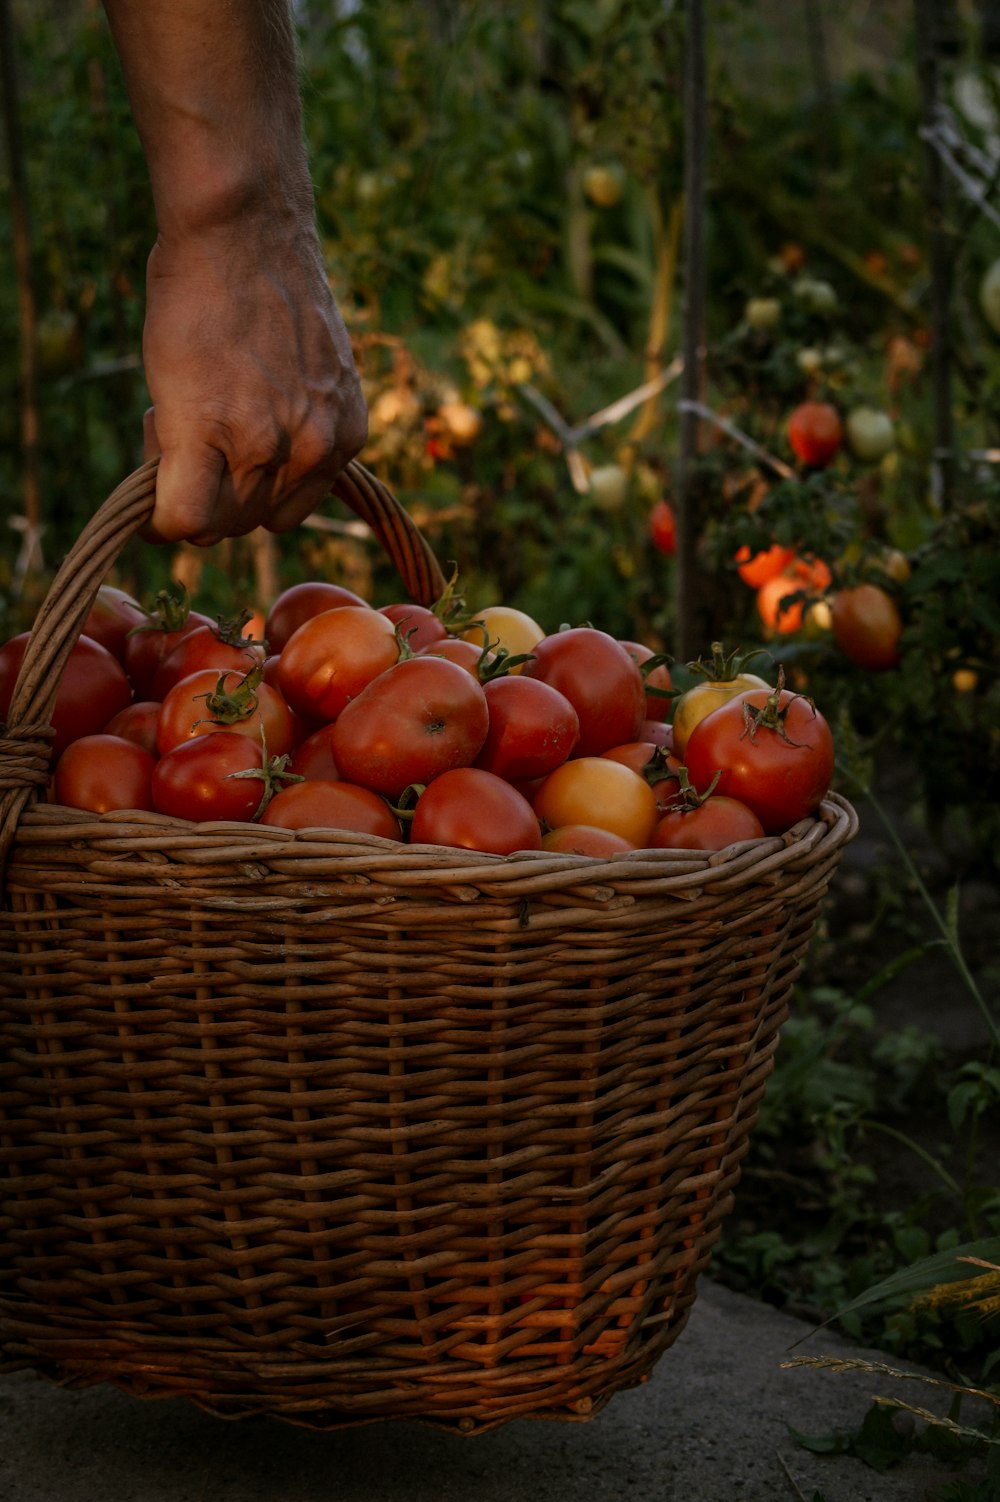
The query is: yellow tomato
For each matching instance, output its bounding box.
[671,674,771,757]
[533,758,659,847]
[461,605,545,673]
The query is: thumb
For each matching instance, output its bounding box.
[146,440,228,545]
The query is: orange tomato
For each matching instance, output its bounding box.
[533,758,659,847]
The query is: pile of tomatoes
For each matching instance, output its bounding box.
[0,580,836,859]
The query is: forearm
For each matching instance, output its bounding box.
[101,0,314,237]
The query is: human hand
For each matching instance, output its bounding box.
[140,208,367,547]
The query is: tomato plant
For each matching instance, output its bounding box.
[53,733,157,814]
[734,542,795,589]
[409,767,541,854]
[522,627,645,757]
[473,675,580,781]
[830,583,902,671]
[683,678,835,835]
[0,631,133,762]
[787,401,843,468]
[259,779,401,839]
[330,655,490,799]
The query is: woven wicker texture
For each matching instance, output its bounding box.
[0,467,858,1433]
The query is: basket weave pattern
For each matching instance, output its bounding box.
[0,466,858,1433]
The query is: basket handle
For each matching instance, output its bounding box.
[0,457,447,866]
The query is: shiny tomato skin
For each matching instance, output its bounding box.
[330,656,489,800]
[264,580,371,654]
[150,732,270,822]
[540,824,636,856]
[533,757,659,846]
[155,667,296,757]
[670,673,771,758]
[522,627,645,757]
[259,779,401,839]
[0,631,133,763]
[378,602,448,652]
[289,723,341,781]
[474,676,579,782]
[103,700,162,757]
[81,584,148,663]
[650,796,765,851]
[150,623,265,699]
[621,640,673,722]
[53,733,157,814]
[684,688,835,835]
[276,606,399,723]
[601,741,682,814]
[410,768,541,854]
[830,583,903,671]
[787,401,843,468]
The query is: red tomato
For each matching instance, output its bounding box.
[150,619,266,699]
[264,581,371,654]
[156,666,296,757]
[259,779,401,839]
[474,676,579,782]
[540,825,635,856]
[621,640,673,722]
[522,627,645,757]
[787,401,843,468]
[734,543,795,589]
[830,583,902,671]
[289,724,341,781]
[124,597,214,697]
[0,631,133,763]
[533,757,659,846]
[684,684,835,835]
[417,636,498,677]
[378,601,448,652]
[151,732,278,822]
[81,584,148,663]
[53,733,157,814]
[330,656,489,800]
[410,768,541,854]
[276,606,399,722]
[649,499,677,555]
[103,700,162,757]
[650,796,765,851]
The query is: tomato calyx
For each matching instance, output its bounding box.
[228,747,303,821]
[637,651,676,707]
[663,763,723,811]
[738,667,815,748]
[198,662,266,730]
[686,640,771,684]
[212,607,267,651]
[129,582,196,639]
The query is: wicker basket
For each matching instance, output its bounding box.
[0,462,858,1433]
